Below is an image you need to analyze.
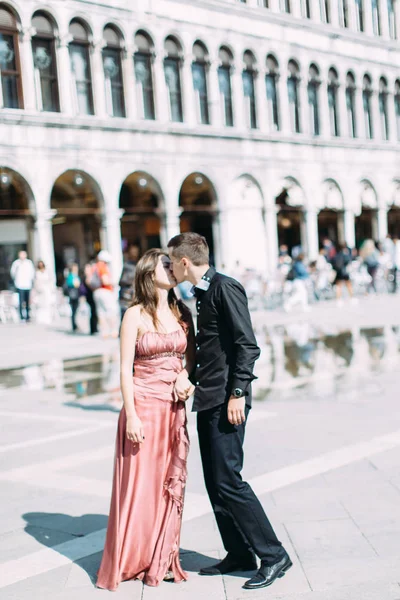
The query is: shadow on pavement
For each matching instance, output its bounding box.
[64,400,120,413]
[179,550,256,578]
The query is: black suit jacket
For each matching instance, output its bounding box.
[191,267,260,412]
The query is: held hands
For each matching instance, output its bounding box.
[173,370,195,402]
[126,415,145,445]
[227,396,246,426]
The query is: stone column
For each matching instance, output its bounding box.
[396,1,400,40]
[363,0,374,35]
[379,0,391,37]
[208,59,221,127]
[343,208,356,248]
[102,209,124,282]
[164,206,181,245]
[309,0,321,21]
[19,27,36,111]
[330,0,340,26]
[318,77,330,137]
[265,204,279,276]
[292,1,302,18]
[153,52,169,123]
[377,206,388,240]
[354,85,365,138]
[304,208,319,260]
[299,76,309,135]
[277,65,291,134]
[91,40,107,118]
[371,88,381,140]
[387,88,398,141]
[231,60,246,131]
[347,0,358,30]
[33,210,57,281]
[255,71,267,132]
[121,43,136,119]
[338,81,349,139]
[181,55,196,126]
[56,34,74,115]
[269,0,280,12]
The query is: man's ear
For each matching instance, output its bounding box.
[181,257,190,268]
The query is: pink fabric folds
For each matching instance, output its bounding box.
[96,329,189,589]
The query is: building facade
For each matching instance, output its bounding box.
[0,0,400,288]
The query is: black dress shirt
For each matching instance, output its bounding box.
[191,267,260,412]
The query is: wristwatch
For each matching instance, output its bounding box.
[232,387,245,398]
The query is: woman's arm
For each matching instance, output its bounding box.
[174,309,196,401]
[120,305,145,444]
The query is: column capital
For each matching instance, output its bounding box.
[103,208,125,224]
[57,34,74,49]
[19,26,36,42]
[34,210,57,227]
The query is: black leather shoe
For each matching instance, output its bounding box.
[242,554,292,589]
[200,553,258,576]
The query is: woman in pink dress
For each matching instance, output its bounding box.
[96,249,195,590]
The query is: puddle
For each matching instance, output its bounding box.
[1,326,400,405]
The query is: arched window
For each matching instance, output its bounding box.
[242,50,257,129]
[218,46,234,127]
[164,37,183,123]
[281,0,291,12]
[379,77,389,141]
[363,74,373,139]
[287,60,301,133]
[103,25,125,118]
[372,0,382,35]
[339,0,349,27]
[31,12,59,112]
[328,68,340,137]
[0,6,23,108]
[69,19,94,115]
[388,0,397,39]
[192,41,210,125]
[301,0,312,17]
[395,80,400,141]
[308,64,320,136]
[266,54,279,131]
[346,72,357,138]
[134,32,155,120]
[320,0,331,23]
[355,0,365,31]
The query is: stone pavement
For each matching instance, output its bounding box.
[1,296,400,599]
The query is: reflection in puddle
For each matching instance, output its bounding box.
[1,325,400,406]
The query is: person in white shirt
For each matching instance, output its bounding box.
[10,251,36,322]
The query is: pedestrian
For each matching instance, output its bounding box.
[82,259,98,335]
[118,244,139,321]
[360,239,379,293]
[283,253,310,313]
[96,249,194,589]
[92,250,119,338]
[168,232,292,591]
[322,237,336,263]
[34,261,54,324]
[333,243,355,305]
[10,250,35,322]
[64,263,81,332]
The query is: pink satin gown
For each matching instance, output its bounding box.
[96,328,189,589]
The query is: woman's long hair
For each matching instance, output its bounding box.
[131,249,190,331]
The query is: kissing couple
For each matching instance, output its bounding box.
[96,232,291,591]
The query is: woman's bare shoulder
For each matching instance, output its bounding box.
[122,305,142,324]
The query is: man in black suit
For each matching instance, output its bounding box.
[168,232,291,590]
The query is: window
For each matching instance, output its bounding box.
[379,77,389,140]
[346,72,357,138]
[260,0,269,6]
[134,32,155,120]
[395,80,400,140]
[328,68,340,136]
[192,42,210,125]
[363,74,373,138]
[301,0,312,17]
[242,51,257,129]
[308,64,320,136]
[339,0,349,27]
[287,60,301,133]
[0,6,23,108]
[266,55,279,131]
[281,0,291,12]
[372,0,382,35]
[218,46,234,127]
[69,20,94,115]
[103,26,125,118]
[31,13,59,112]
[164,37,183,122]
[355,0,365,31]
[388,0,397,39]
[320,0,331,22]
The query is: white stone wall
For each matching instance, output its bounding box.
[0,0,399,279]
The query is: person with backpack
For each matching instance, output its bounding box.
[360,239,380,294]
[91,250,119,339]
[64,263,81,332]
[333,243,355,306]
[118,244,139,322]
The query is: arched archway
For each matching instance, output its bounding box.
[51,170,103,283]
[119,171,163,254]
[318,179,345,246]
[179,173,218,265]
[275,177,305,256]
[388,180,400,238]
[355,180,378,246]
[0,167,35,289]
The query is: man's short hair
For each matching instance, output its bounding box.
[168,232,209,266]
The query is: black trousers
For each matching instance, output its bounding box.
[17,289,31,321]
[197,403,285,565]
[70,299,79,331]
